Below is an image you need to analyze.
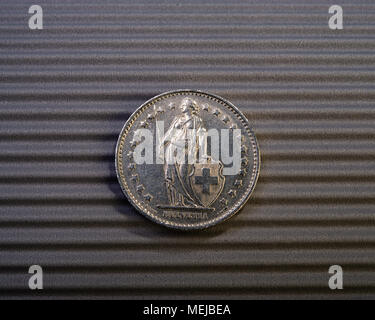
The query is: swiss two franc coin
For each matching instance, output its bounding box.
[115,90,260,229]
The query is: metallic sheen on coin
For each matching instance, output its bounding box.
[115,90,260,229]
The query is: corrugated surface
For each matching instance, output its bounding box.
[0,0,375,299]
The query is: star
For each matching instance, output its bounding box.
[139,121,148,128]
[239,168,247,176]
[228,189,237,198]
[156,106,164,114]
[128,163,136,170]
[234,179,243,187]
[229,124,237,130]
[212,109,220,117]
[147,113,154,120]
[202,104,209,111]
[126,151,133,158]
[220,198,228,207]
[241,158,249,166]
[136,185,144,193]
[144,194,153,202]
[222,116,230,123]
[241,145,248,155]
[168,102,175,110]
[130,174,138,183]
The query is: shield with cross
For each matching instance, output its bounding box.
[189,156,225,208]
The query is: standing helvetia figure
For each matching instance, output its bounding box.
[159,97,224,209]
[115,90,260,229]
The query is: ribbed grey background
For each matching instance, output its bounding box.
[0,0,375,299]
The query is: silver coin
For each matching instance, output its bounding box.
[115,90,260,230]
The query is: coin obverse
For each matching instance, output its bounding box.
[115,90,260,229]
